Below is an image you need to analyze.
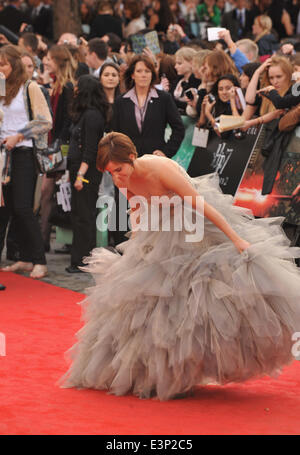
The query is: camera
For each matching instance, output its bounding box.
[208,94,215,103]
[23,24,34,33]
[184,88,196,100]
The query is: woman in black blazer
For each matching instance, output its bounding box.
[112,54,185,158]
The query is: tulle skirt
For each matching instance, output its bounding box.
[60,173,300,401]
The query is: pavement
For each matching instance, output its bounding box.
[1,235,94,294]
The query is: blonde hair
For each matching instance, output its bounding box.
[48,45,77,95]
[236,39,259,61]
[192,49,212,69]
[260,56,293,114]
[254,15,273,43]
[175,46,197,62]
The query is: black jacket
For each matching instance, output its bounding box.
[89,14,123,39]
[256,33,279,56]
[51,82,73,144]
[67,107,105,183]
[112,89,185,158]
[27,5,53,39]
[0,5,28,35]
[221,8,258,41]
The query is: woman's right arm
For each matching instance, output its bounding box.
[245,58,271,105]
[158,161,250,253]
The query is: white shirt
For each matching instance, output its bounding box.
[0,85,32,148]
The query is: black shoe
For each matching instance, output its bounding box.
[65,265,85,273]
[0,283,6,291]
[55,244,71,255]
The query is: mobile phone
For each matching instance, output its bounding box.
[208,93,215,103]
[185,88,195,100]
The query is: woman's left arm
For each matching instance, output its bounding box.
[158,162,250,253]
[163,93,185,158]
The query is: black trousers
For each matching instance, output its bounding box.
[0,147,46,265]
[69,167,102,267]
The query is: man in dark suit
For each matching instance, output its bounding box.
[27,0,53,40]
[221,0,259,41]
[89,0,123,39]
[0,0,28,35]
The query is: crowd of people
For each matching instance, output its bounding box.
[0,0,299,282]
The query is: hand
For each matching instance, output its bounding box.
[19,23,28,33]
[184,89,198,108]
[36,34,47,52]
[257,57,272,74]
[2,134,23,150]
[229,86,237,99]
[153,150,166,157]
[234,238,251,254]
[217,29,233,47]
[172,24,186,38]
[161,76,170,91]
[204,98,216,116]
[74,178,83,191]
[143,47,157,65]
[78,36,88,48]
[280,43,294,55]
[0,34,9,45]
[257,85,275,94]
[166,25,177,42]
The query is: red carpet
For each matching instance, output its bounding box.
[0,271,300,435]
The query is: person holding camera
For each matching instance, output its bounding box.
[173,46,200,115]
[197,74,242,134]
[0,45,52,279]
[188,74,243,177]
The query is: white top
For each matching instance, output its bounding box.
[0,85,32,148]
[124,17,146,38]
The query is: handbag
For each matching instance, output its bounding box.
[34,138,64,174]
[25,82,64,174]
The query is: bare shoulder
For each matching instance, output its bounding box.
[137,154,181,175]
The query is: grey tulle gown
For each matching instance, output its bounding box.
[60,167,300,401]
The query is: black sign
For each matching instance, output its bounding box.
[187,126,263,196]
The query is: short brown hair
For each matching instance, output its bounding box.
[124,54,158,91]
[97,132,137,172]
